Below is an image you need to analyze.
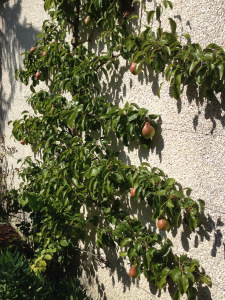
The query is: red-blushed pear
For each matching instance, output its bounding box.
[84,16,93,27]
[129,265,137,278]
[130,187,136,197]
[157,219,170,231]
[42,51,47,57]
[130,62,142,75]
[142,122,155,139]
[20,139,25,145]
[30,47,36,53]
[35,71,41,80]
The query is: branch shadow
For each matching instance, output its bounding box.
[0,0,39,133]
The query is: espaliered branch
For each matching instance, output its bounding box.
[10,1,213,299]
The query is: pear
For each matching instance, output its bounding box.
[35,71,41,80]
[30,47,36,53]
[129,265,137,278]
[130,62,142,75]
[142,122,155,139]
[130,187,136,197]
[157,219,170,231]
[84,16,93,27]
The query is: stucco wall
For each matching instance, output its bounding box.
[1,1,225,299]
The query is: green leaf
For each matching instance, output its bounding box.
[173,290,181,300]
[159,240,172,257]
[156,5,163,20]
[187,287,198,300]
[173,212,181,227]
[189,259,199,272]
[187,214,198,231]
[120,238,132,249]
[164,46,171,57]
[114,172,124,183]
[127,113,138,122]
[157,82,164,98]
[147,11,155,24]
[127,15,138,21]
[56,186,64,196]
[60,240,69,247]
[175,73,182,98]
[148,114,159,119]
[198,199,205,213]
[167,198,174,208]
[168,18,176,34]
[217,63,224,80]
[184,33,190,40]
[24,192,41,211]
[119,251,127,257]
[90,167,100,177]
[157,190,166,196]
[146,248,156,267]
[171,267,181,283]
[135,242,144,255]
[44,0,54,11]
[158,267,170,289]
[200,274,212,286]
[128,247,138,260]
[167,1,173,9]
[170,190,184,199]
[185,271,195,284]
[189,60,200,75]
[165,64,175,81]
[44,254,52,260]
[165,178,175,186]
[179,274,189,294]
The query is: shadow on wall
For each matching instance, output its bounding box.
[74,8,220,298]
[0,0,39,133]
[173,12,225,132]
[76,219,216,299]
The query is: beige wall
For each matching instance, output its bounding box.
[1,1,225,299]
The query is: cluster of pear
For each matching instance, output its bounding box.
[29,46,48,80]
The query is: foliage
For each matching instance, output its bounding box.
[0,248,92,300]
[8,0,215,299]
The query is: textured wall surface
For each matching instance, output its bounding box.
[1,1,225,299]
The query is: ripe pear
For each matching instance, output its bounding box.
[84,16,93,27]
[30,47,36,53]
[157,219,170,231]
[42,51,47,57]
[142,122,155,139]
[35,71,41,80]
[129,265,137,278]
[130,62,142,75]
[130,187,136,197]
